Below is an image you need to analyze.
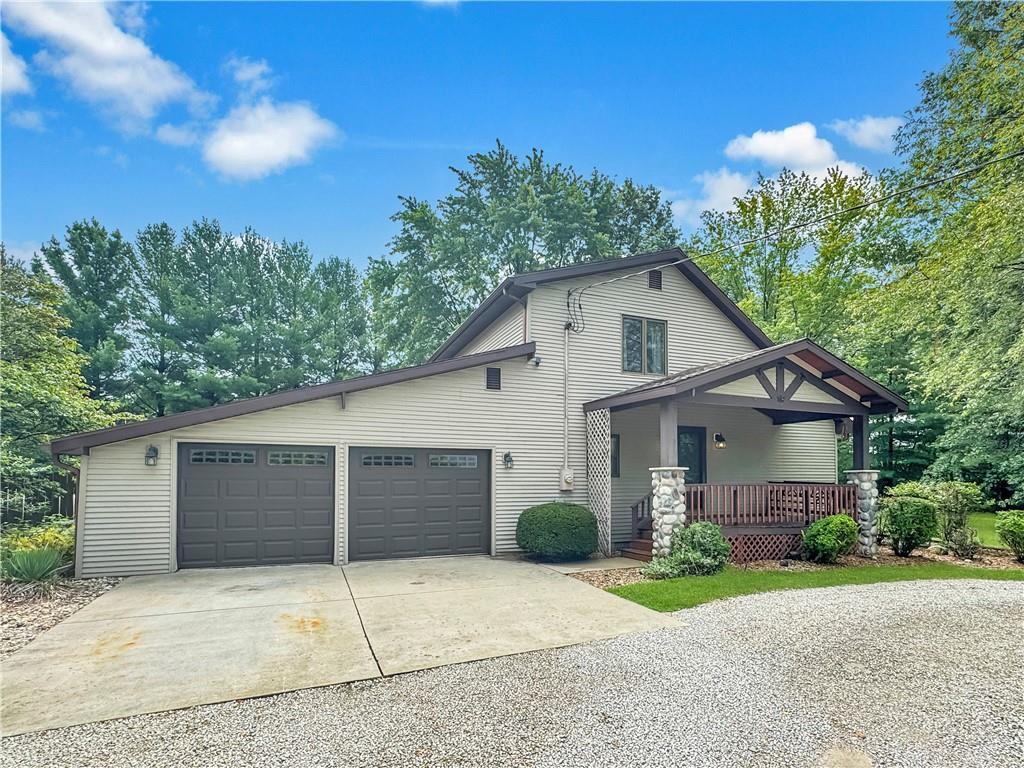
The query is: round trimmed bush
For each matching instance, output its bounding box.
[516,503,597,561]
[880,495,938,556]
[995,510,1024,562]
[801,514,858,563]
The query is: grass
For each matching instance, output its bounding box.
[969,512,1006,548]
[610,561,1024,612]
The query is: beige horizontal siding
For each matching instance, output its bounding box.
[79,357,564,576]
[79,436,173,577]
[459,303,525,355]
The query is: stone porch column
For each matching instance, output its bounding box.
[846,469,880,558]
[649,467,688,558]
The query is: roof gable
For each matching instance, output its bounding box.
[430,247,772,360]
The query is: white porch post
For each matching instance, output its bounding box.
[649,467,687,557]
[585,408,613,556]
[846,469,880,558]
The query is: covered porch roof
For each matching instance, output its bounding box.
[583,338,907,421]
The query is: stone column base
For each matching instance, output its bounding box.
[649,467,688,557]
[846,469,881,558]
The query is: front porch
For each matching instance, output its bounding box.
[583,339,907,564]
[622,481,858,563]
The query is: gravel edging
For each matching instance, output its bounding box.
[2,578,1021,768]
[1,578,121,659]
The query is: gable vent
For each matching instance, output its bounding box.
[486,367,502,390]
[648,269,663,290]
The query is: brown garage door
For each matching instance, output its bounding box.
[348,447,490,561]
[177,443,334,568]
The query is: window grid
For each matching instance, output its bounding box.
[361,454,415,467]
[189,449,255,465]
[268,450,329,466]
[428,454,479,469]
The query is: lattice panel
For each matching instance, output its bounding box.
[586,408,613,556]
[725,533,802,564]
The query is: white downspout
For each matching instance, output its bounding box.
[560,322,574,491]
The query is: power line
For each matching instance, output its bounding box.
[566,146,1024,332]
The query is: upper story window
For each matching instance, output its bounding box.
[622,316,667,375]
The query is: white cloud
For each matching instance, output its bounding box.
[669,168,753,228]
[226,55,272,96]
[8,109,46,131]
[3,2,212,130]
[828,115,903,152]
[202,97,339,180]
[3,241,41,264]
[155,122,200,147]
[725,121,864,179]
[2,32,32,95]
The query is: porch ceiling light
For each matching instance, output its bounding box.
[144,445,159,466]
[713,432,727,449]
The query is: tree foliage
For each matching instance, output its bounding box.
[365,141,680,366]
[1,248,125,509]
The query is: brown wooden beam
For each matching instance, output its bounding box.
[852,414,870,469]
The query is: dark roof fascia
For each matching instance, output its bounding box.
[52,342,536,455]
[429,248,745,361]
[427,277,520,362]
[584,339,907,413]
[672,259,773,348]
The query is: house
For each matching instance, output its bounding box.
[51,248,906,577]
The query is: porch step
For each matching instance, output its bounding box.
[619,538,653,563]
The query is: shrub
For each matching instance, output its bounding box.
[887,481,933,500]
[880,495,938,556]
[947,526,981,560]
[932,481,986,548]
[0,515,75,562]
[643,522,730,579]
[995,510,1024,562]
[801,515,858,563]
[1,548,65,583]
[516,503,597,561]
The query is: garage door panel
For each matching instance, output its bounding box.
[350,447,490,561]
[177,444,334,569]
[391,479,419,497]
[302,479,332,497]
[264,479,299,498]
[457,505,485,523]
[424,479,451,496]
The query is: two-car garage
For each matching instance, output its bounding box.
[176,442,491,568]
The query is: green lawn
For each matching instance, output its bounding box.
[610,562,1024,612]
[969,512,1006,548]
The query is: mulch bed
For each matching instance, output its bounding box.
[1,577,121,659]
[570,545,1022,590]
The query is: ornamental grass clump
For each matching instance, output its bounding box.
[516,503,598,561]
[1,548,65,583]
[801,514,858,563]
[995,510,1024,562]
[643,522,730,579]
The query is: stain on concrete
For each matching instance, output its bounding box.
[91,630,143,658]
[278,613,326,633]
[819,744,873,768]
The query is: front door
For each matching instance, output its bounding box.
[677,426,707,483]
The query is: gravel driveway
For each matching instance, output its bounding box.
[3,579,1021,768]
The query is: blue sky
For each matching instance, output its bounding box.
[2,2,953,267]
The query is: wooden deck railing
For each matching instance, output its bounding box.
[631,482,857,537]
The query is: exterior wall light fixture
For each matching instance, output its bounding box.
[713,432,727,450]
[144,445,160,466]
[502,451,514,469]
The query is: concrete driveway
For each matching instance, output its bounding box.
[1,557,673,736]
